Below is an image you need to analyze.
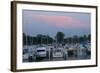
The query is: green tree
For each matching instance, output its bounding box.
[73,35,79,44]
[32,37,37,45]
[83,35,87,42]
[88,34,91,41]
[67,37,72,44]
[23,33,26,45]
[36,34,43,44]
[56,32,65,43]
[47,35,53,44]
[27,35,32,45]
[79,36,84,43]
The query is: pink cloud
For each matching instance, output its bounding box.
[34,15,85,28]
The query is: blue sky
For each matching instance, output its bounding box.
[22,10,91,37]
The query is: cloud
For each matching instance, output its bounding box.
[34,15,86,28]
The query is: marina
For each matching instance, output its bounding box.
[23,43,91,62]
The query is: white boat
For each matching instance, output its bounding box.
[53,48,63,58]
[36,47,47,58]
[23,53,29,60]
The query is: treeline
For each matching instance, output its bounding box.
[23,33,53,45]
[23,32,91,45]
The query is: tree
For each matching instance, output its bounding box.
[23,33,26,45]
[56,32,65,44]
[41,35,48,44]
[79,36,84,43]
[73,35,79,44]
[83,35,87,42]
[47,35,53,44]
[27,35,32,45]
[36,34,43,44]
[32,37,37,45]
[67,37,72,44]
[88,34,91,41]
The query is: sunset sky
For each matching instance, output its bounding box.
[23,10,91,37]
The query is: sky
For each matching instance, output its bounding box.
[22,10,91,38]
